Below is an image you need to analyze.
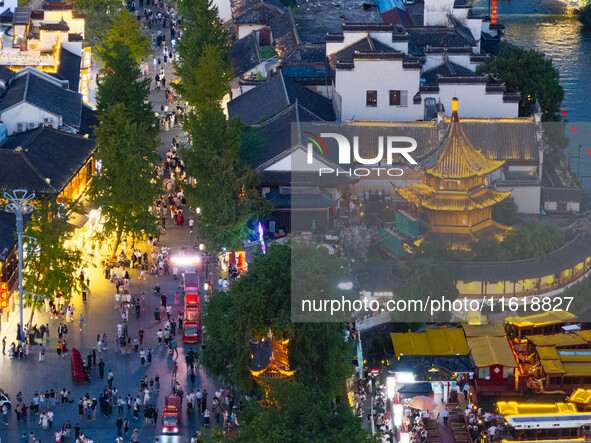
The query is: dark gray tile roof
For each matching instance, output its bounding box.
[228,72,334,125]
[80,104,98,137]
[233,1,283,24]
[13,7,31,25]
[328,36,398,70]
[0,126,96,194]
[542,187,582,203]
[265,186,337,208]
[283,42,326,65]
[0,66,14,83]
[246,103,324,169]
[0,149,56,194]
[407,26,476,56]
[228,74,290,125]
[56,47,81,91]
[232,33,261,77]
[0,70,83,128]
[448,234,591,282]
[249,337,273,371]
[421,61,475,85]
[269,9,299,59]
[232,0,286,20]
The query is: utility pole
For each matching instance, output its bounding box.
[4,190,35,341]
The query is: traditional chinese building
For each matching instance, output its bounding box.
[248,329,295,405]
[397,98,511,249]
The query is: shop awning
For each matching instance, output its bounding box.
[505,310,577,328]
[462,323,505,338]
[497,401,577,416]
[540,358,565,375]
[391,326,469,357]
[67,212,88,229]
[525,333,588,347]
[467,336,517,368]
[568,388,591,405]
[563,363,591,377]
[536,346,559,360]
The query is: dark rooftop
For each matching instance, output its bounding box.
[0,126,96,194]
[542,187,582,203]
[56,47,81,91]
[232,33,261,77]
[421,61,474,84]
[0,69,83,128]
[246,103,324,169]
[228,72,334,125]
[13,7,31,25]
[407,26,476,56]
[328,35,397,69]
[283,42,326,65]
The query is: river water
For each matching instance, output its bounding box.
[473,0,591,185]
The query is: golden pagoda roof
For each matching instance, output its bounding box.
[418,99,505,179]
[397,184,511,211]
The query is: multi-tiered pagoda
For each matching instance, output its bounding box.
[397,98,511,250]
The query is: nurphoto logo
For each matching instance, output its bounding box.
[305,132,418,177]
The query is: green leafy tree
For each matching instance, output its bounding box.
[75,0,123,50]
[95,41,156,128]
[88,104,161,256]
[188,44,233,110]
[468,238,513,262]
[235,382,374,442]
[492,197,519,226]
[94,9,151,63]
[201,244,354,397]
[22,197,85,325]
[578,3,591,30]
[477,42,564,120]
[503,222,563,262]
[174,0,230,106]
[182,105,271,251]
[395,257,458,322]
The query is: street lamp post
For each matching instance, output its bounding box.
[4,190,35,341]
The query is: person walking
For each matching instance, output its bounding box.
[39,344,45,361]
[82,289,87,302]
[108,370,114,388]
[2,336,6,355]
[140,348,146,366]
[98,359,105,378]
[78,315,84,331]
[116,416,123,437]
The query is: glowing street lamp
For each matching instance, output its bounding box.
[4,189,35,341]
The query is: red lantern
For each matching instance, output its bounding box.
[562,110,566,116]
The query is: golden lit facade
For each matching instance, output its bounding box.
[248,330,295,407]
[397,98,511,249]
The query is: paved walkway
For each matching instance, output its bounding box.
[0,8,223,441]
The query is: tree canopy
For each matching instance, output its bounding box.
[22,197,86,325]
[75,0,123,50]
[88,104,161,256]
[89,15,160,256]
[234,382,375,443]
[174,0,230,106]
[492,197,519,226]
[201,243,354,397]
[94,8,151,64]
[503,222,563,262]
[477,42,564,120]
